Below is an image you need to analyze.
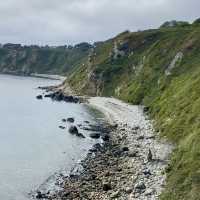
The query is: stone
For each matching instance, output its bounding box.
[143,106,149,112]
[101,134,110,141]
[122,146,129,152]
[102,182,112,191]
[89,132,101,139]
[134,181,146,191]
[67,117,75,123]
[143,169,151,176]
[68,125,79,135]
[137,135,144,140]
[62,119,67,122]
[36,95,43,100]
[59,126,65,129]
[35,191,47,199]
[76,132,85,138]
[133,126,140,130]
[125,187,133,194]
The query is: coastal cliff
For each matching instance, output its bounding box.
[67,19,200,200]
[2,19,200,200]
[0,42,92,75]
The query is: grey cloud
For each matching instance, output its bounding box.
[0,0,199,45]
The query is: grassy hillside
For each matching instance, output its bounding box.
[0,42,92,75]
[69,21,200,200]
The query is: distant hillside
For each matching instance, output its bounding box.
[68,19,200,200]
[0,42,92,75]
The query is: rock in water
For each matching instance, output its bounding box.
[67,117,75,123]
[89,132,101,139]
[68,126,85,138]
[59,126,65,129]
[36,95,43,100]
[76,132,85,138]
[68,126,79,135]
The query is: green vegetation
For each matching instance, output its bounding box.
[0,42,92,75]
[1,18,200,199]
[69,20,200,200]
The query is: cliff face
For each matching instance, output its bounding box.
[0,42,92,75]
[69,23,200,200]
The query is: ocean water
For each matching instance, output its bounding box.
[0,74,99,200]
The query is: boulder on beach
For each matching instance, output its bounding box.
[102,182,112,191]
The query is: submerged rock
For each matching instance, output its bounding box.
[59,126,65,129]
[36,95,43,100]
[67,117,75,123]
[68,125,85,138]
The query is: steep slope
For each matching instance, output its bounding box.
[69,22,200,200]
[0,42,92,75]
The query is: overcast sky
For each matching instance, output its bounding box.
[0,0,199,45]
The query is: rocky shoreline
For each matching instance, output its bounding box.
[37,86,85,104]
[33,97,172,200]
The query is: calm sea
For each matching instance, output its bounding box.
[0,74,99,200]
